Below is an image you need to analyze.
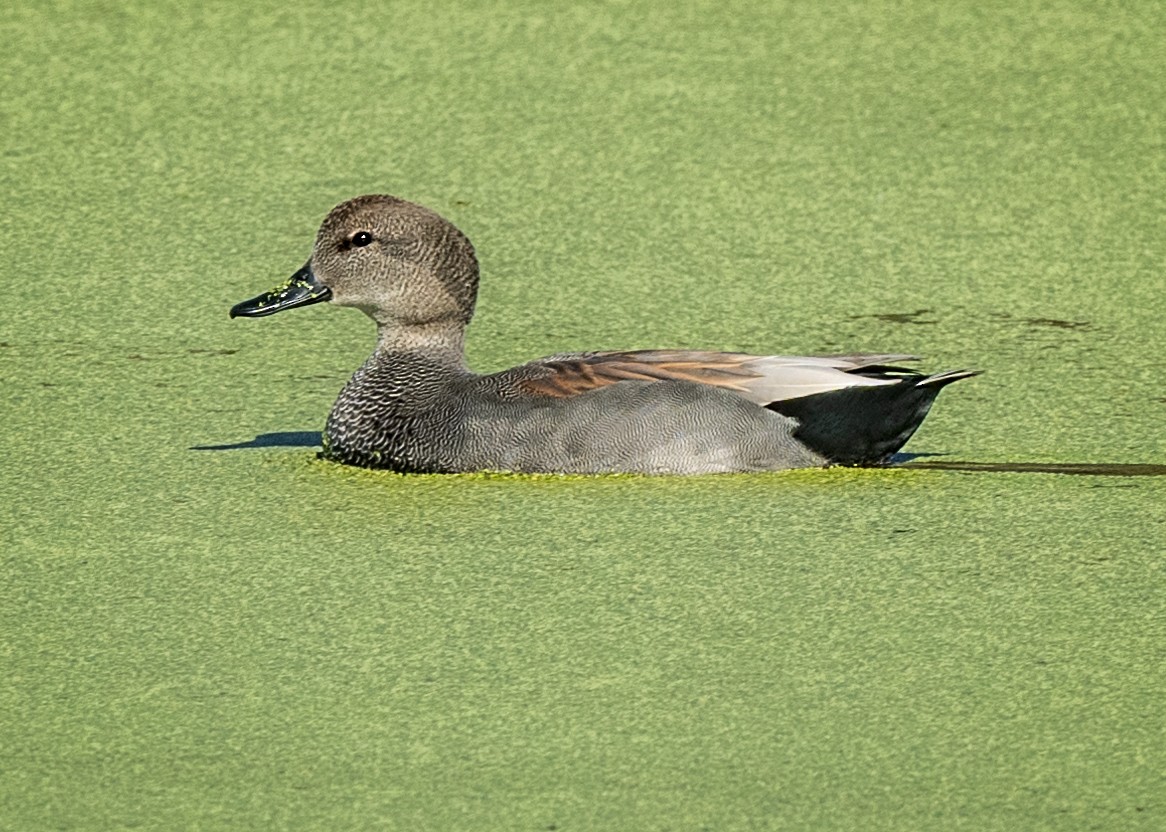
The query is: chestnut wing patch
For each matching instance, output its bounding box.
[518,351,763,399]
[515,350,922,403]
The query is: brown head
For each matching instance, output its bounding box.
[230,195,479,329]
[312,195,478,326]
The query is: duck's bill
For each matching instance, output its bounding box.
[229,261,332,318]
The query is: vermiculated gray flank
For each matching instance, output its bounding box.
[231,195,978,474]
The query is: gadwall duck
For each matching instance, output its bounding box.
[231,195,977,474]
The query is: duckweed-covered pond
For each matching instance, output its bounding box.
[2,2,1164,829]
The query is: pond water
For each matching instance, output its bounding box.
[3,2,1164,829]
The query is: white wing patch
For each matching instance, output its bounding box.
[734,356,902,405]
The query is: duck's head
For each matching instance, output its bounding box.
[230,195,479,328]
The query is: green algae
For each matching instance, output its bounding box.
[2,1,1166,830]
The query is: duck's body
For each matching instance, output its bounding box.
[231,195,978,474]
[322,350,828,474]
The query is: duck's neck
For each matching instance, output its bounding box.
[374,319,469,372]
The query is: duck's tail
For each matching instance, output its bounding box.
[765,369,981,465]
[916,368,983,388]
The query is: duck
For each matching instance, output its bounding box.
[230,194,978,474]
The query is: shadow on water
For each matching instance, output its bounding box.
[191,431,321,451]
[190,436,1164,477]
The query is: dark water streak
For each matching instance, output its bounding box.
[899,461,1166,477]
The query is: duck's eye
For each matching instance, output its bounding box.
[351,231,374,248]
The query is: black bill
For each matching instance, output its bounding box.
[229,261,332,318]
